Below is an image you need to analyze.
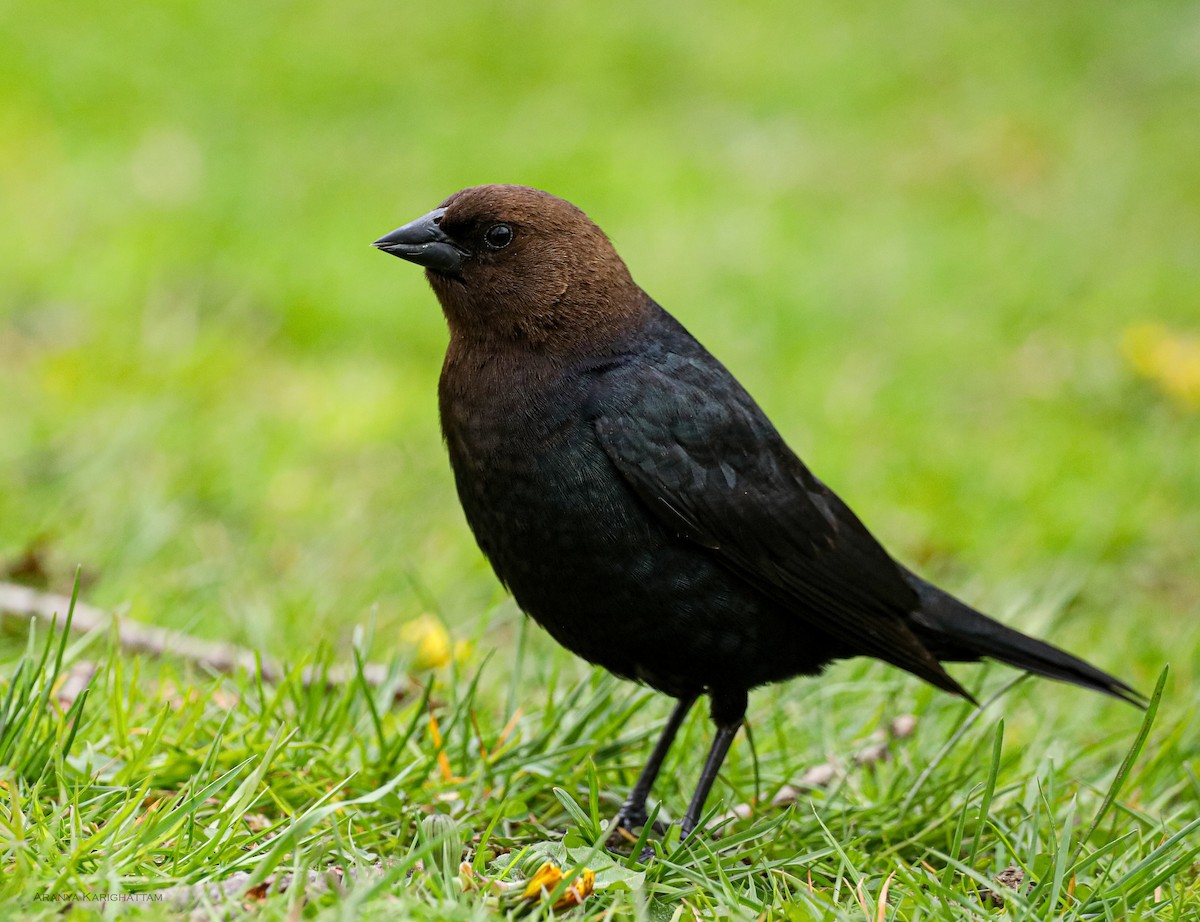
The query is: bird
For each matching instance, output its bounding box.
[372,184,1143,848]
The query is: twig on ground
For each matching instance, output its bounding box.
[771,713,918,806]
[708,714,918,831]
[155,863,388,915]
[0,581,409,702]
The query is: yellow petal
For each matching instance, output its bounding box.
[521,861,563,900]
[399,614,452,669]
[552,868,595,909]
[518,861,595,910]
[1122,323,1200,409]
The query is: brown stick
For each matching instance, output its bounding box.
[0,582,409,702]
[707,714,918,831]
[153,863,388,911]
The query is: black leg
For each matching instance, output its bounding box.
[615,692,698,830]
[678,722,739,837]
[679,688,747,839]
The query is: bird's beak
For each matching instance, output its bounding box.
[371,207,466,274]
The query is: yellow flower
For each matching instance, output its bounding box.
[399,614,452,669]
[1123,323,1200,409]
[520,861,596,910]
[398,615,473,670]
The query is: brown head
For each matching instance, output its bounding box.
[373,185,650,353]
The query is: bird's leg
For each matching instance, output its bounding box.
[678,688,747,841]
[613,692,698,832]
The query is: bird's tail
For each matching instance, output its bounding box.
[905,572,1145,707]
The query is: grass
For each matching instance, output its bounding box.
[1,591,1196,920]
[2,0,1199,917]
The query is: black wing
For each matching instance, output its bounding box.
[589,347,970,698]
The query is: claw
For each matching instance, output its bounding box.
[607,808,671,854]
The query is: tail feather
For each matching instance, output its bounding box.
[905,573,1145,708]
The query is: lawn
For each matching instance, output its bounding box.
[1,0,1198,918]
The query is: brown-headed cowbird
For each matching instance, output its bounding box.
[373,185,1142,845]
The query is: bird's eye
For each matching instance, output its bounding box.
[484,223,514,249]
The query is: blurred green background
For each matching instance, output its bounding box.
[1,0,1197,686]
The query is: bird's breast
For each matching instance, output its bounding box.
[439,363,638,567]
[438,356,674,653]
[435,346,834,694]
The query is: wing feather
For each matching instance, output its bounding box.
[590,356,969,698]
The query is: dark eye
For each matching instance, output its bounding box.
[484,223,513,249]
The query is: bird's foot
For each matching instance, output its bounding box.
[630,822,693,864]
[633,820,704,863]
[611,831,661,864]
[606,807,668,851]
[608,818,699,865]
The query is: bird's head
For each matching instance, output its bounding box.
[373,185,648,351]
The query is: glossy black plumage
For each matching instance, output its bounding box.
[374,184,1142,845]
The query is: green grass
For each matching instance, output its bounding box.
[2,0,1199,917]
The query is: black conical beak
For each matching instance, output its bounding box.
[372,207,466,274]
